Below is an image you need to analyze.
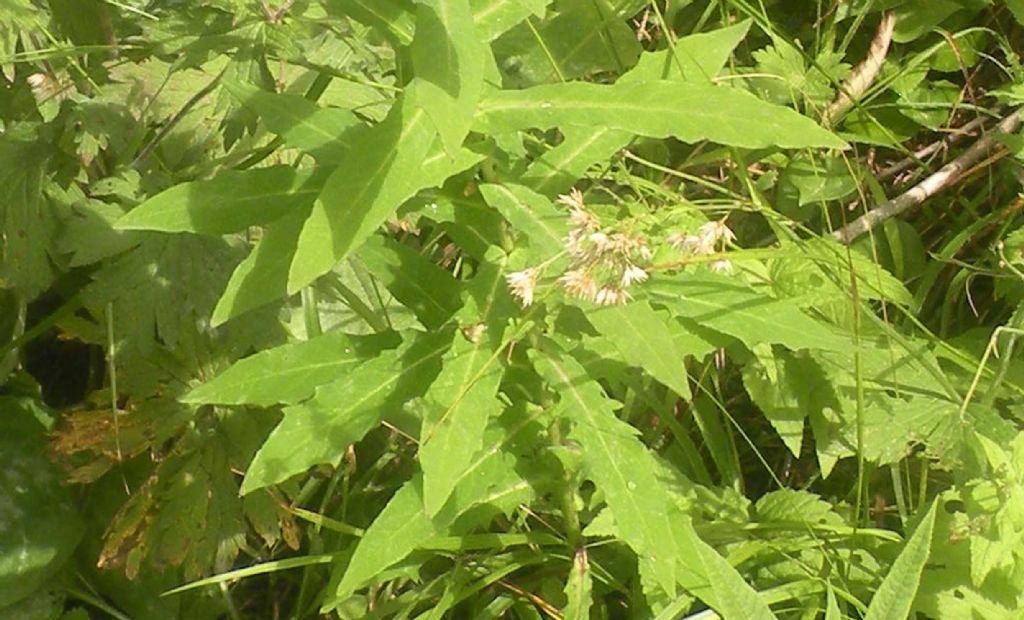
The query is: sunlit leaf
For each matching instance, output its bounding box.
[864,500,938,620]
[535,347,680,596]
[116,167,323,234]
[287,84,484,293]
[420,253,513,515]
[476,80,848,149]
[240,331,451,495]
[587,301,693,400]
[182,331,401,406]
[412,0,486,157]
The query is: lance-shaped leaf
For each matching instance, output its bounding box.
[646,272,848,353]
[864,499,938,620]
[534,348,680,596]
[476,80,848,149]
[412,0,486,157]
[240,330,451,495]
[332,414,537,603]
[287,82,485,293]
[356,235,462,329]
[116,167,324,234]
[479,182,567,261]
[675,518,779,620]
[225,80,360,165]
[587,301,694,400]
[419,253,514,516]
[182,331,401,407]
[211,206,307,326]
[520,21,752,194]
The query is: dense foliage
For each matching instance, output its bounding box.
[3,0,1024,618]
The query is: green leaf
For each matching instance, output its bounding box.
[518,21,751,194]
[211,207,307,326]
[0,398,83,608]
[864,499,939,620]
[646,272,848,352]
[182,331,401,406]
[332,412,537,603]
[287,84,485,293]
[116,167,324,234]
[333,476,442,602]
[1008,0,1024,25]
[587,301,692,400]
[676,519,778,620]
[412,0,486,157]
[627,19,752,84]
[420,254,512,515]
[562,549,594,620]
[225,81,360,165]
[491,1,641,86]
[0,134,55,298]
[240,331,451,495]
[356,235,462,329]
[472,0,549,41]
[534,348,680,596]
[479,182,567,261]
[520,125,633,195]
[476,81,849,149]
[325,0,416,45]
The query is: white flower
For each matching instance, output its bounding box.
[506,268,538,307]
[557,187,586,211]
[697,220,735,247]
[620,264,648,286]
[559,269,598,301]
[709,259,733,274]
[594,286,629,306]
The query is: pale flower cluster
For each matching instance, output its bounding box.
[506,190,738,307]
[506,188,652,307]
[668,219,736,273]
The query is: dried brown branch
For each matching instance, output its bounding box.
[821,11,896,127]
[833,107,1023,244]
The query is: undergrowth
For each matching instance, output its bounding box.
[3,1,1024,618]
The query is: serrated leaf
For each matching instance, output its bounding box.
[520,125,632,195]
[211,206,307,326]
[676,519,778,620]
[479,182,567,260]
[287,84,485,293]
[476,80,848,149]
[356,235,462,329]
[519,21,751,194]
[864,499,938,620]
[535,348,679,596]
[182,331,401,406]
[420,255,511,515]
[0,134,55,298]
[587,301,692,400]
[646,272,848,352]
[116,167,323,234]
[225,81,360,165]
[332,413,537,603]
[324,0,416,45]
[412,0,485,158]
[627,19,751,84]
[241,331,451,495]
